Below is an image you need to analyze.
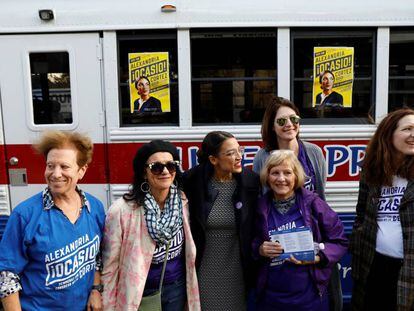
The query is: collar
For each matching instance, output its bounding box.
[42,186,91,212]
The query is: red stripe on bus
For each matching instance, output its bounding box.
[0,145,8,184]
[0,140,368,185]
[4,144,108,184]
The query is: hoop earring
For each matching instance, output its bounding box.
[140,181,150,193]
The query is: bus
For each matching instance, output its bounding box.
[0,0,413,305]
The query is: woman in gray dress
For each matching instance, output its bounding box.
[183,131,260,311]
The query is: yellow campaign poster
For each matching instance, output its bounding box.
[129,52,170,113]
[312,47,354,108]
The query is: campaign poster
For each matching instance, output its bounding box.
[129,52,171,113]
[312,47,354,108]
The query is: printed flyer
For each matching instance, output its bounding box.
[269,227,315,265]
[129,52,170,114]
[312,47,354,108]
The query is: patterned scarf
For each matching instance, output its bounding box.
[273,194,296,215]
[143,184,183,245]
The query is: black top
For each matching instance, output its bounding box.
[182,163,260,289]
[133,96,162,113]
[316,91,344,108]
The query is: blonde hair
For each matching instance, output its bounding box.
[34,130,93,167]
[260,149,306,189]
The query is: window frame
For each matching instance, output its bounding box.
[190,28,278,125]
[290,28,377,125]
[25,48,79,131]
[116,30,180,127]
[388,27,414,111]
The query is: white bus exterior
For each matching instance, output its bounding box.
[0,0,414,303]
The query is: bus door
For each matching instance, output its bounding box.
[0,33,108,212]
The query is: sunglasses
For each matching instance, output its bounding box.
[275,115,301,127]
[146,161,180,175]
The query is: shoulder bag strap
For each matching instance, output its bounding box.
[158,240,171,292]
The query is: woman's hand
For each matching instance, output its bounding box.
[87,290,103,311]
[259,241,284,258]
[1,292,22,311]
[287,254,320,265]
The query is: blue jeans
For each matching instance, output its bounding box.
[143,277,187,311]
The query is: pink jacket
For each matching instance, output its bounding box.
[101,194,201,311]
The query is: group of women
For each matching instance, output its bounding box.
[0,97,413,311]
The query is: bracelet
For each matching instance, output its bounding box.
[91,284,104,293]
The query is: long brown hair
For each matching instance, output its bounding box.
[261,97,300,151]
[363,108,414,186]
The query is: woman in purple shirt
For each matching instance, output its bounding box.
[252,150,348,311]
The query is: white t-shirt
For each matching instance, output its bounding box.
[375,175,407,258]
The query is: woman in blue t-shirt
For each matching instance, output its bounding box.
[252,150,348,311]
[0,131,105,311]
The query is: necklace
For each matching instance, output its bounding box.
[56,195,82,223]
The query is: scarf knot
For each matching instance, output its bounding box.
[144,185,183,244]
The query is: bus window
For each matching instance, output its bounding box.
[118,30,179,126]
[191,29,277,125]
[292,29,375,124]
[389,28,414,111]
[30,52,73,125]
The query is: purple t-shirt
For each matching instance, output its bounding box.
[263,203,324,310]
[298,141,316,193]
[145,227,185,289]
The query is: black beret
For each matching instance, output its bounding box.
[134,140,180,169]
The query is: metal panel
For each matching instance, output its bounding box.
[0,186,9,216]
[1,0,414,32]
[108,125,376,141]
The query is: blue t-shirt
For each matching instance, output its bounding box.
[0,191,105,311]
[145,227,185,289]
[265,203,321,310]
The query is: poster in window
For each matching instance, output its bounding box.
[129,52,171,114]
[312,47,354,108]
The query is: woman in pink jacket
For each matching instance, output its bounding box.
[101,140,200,311]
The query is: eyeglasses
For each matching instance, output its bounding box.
[221,147,245,158]
[146,161,180,175]
[275,115,301,127]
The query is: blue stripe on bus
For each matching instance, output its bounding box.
[338,212,356,309]
[339,212,356,235]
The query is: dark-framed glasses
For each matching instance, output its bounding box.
[221,147,245,158]
[146,161,180,175]
[275,115,301,127]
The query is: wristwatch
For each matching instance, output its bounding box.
[91,284,104,293]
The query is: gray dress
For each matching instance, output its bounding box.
[198,178,246,311]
